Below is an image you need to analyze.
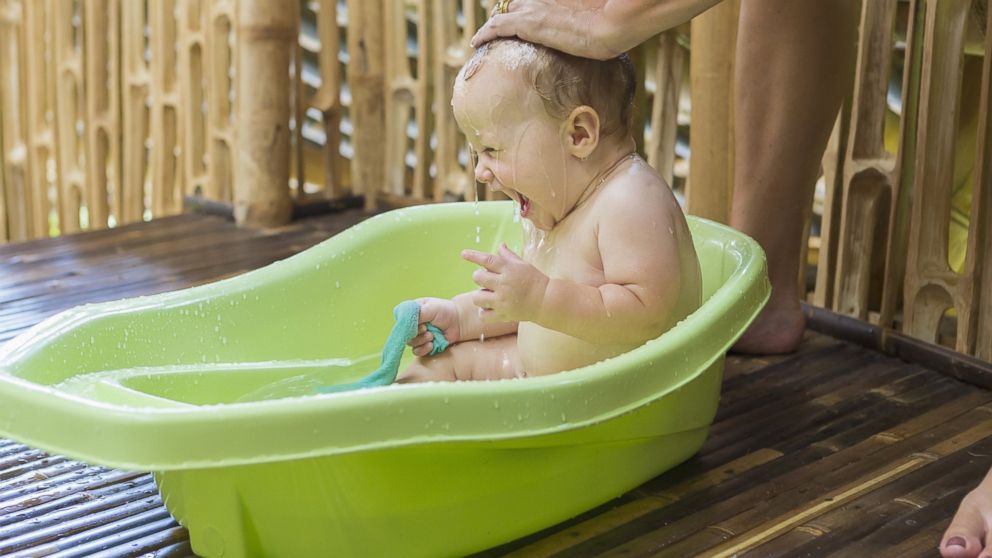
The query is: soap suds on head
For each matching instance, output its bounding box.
[490,41,539,72]
[459,40,541,85]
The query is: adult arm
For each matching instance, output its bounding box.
[471,0,723,59]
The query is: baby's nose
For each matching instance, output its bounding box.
[475,162,494,184]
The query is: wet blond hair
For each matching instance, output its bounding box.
[459,39,636,139]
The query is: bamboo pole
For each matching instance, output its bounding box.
[903,0,979,352]
[647,31,685,187]
[121,0,150,224]
[831,0,899,320]
[149,0,182,217]
[207,1,236,203]
[23,0,55,239]
[971,5,992,361]
[83,0,121,229]
[686,0,739,223]
[0,0,33,241]
[179,0,207,199]
[52,0,85,234]
[312,0,344,199]
[345,0,385,211]
[233,0,294,226]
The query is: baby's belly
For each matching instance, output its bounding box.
[517,322,635,376]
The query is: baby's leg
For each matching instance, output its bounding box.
[397,334,523,383]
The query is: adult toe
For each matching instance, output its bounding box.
[941,494,987,558]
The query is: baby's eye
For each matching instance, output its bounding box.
[481,147,498,155]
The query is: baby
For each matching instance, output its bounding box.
[398,39,701,382]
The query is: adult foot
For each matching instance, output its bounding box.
[941,478,992,558]
[731,299,806,355]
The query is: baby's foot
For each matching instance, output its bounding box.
[941,481,992,557]
[731,299,805,355]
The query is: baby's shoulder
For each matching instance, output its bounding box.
[595,158,677,221]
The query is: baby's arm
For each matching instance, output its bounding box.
[464,191,688,345]
[407,294,518,357]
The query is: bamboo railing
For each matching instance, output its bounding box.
[0,0,988,361]
[815,0,991,360]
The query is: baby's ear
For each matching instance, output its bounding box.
[561,106,600,159]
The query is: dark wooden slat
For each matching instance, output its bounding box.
[35,517,182,558]
[548,394,992,556]
[0,501,171,554]
[744,435,992,556]
[0,479,160,542]
[0,477,156,528]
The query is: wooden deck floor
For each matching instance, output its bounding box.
[1,212,990,557]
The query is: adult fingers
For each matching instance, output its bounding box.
[462,249,503,272]
[472,10,532,48]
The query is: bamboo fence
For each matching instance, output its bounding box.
[0,0,988,359]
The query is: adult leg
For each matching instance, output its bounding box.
[731,0,858,354]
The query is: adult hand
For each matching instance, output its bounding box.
[470,0,720,60]
[471,0,621,60]
[462,244,549,323]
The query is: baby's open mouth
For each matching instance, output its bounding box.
[499,186,531,217]
[519,195,531,217]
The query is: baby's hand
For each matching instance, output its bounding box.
[408,298,461,357]
[462,244,549,323]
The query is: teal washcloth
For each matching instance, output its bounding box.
[317,300,449,393]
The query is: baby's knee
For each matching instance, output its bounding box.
[397,353,457,383]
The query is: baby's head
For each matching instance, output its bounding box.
[452,39,636,230]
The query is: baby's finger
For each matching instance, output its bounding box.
[412,342,432,357]
[417,301,441,324]
[408,331,433,347]
[477,307,497,323]
[471,288,497,310]
[461,249,503,272]
[471,269,500,290]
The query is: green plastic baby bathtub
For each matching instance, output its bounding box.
[0,201,768,557]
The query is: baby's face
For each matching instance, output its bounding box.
[452,61,570,231]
